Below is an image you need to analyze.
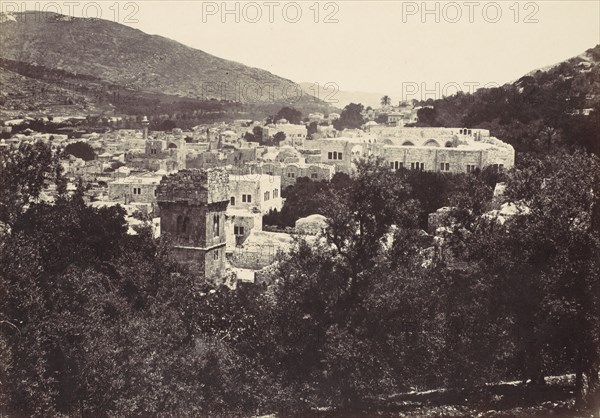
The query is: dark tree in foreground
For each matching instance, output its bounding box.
[0,142,58,225]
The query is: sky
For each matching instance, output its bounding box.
[11,1,600,100]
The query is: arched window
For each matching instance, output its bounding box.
[230,196,236,205]
[423,139,440,147]
[445,141,453,148]
[182,217,189,233]
[401,141,414,146]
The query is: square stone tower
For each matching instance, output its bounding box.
[156,169,229,283]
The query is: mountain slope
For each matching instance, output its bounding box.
[414,45,600,155]
[0,11,317,106]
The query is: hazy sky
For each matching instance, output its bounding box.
[15,1,600,99]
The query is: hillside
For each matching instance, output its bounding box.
[0,11,329,117]
[415,45,600,156]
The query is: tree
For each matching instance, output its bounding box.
[272,131,286,146]
[333,103,365,130]
[161,119,177,131]
[380,95,391,107]
[0,141,58,225]
[307,121,318,138]
[416,107,439,126]
[252,126,263,142]
[274,107,302,124]
[375,113,388,124]
[64,141,96,161]
[244,126,264,144]
[454,151,600,406]
[254,157,433,410]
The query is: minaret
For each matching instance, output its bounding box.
[141,115,149,140]
[156,169,230,283]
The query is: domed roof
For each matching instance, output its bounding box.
[295,214,327,234]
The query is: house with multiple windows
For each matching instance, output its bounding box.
[378,128,515,174]
[262,120,308,147]
[107,173,164,215]
[227,174,283,215]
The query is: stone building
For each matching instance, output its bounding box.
[263,121,307,147]
[186,147,257,171]
[156,169,229,283]
[311,137,378,174]
[225,208,263,248]
[125,122,187,172]
[375,128,515,173]
[243,160,335,189]
[228,174,283,215]
[107,173,163,215]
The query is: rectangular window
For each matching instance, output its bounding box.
[440,163,450,172]
[247,194,251,203]
[467,164,476,173]
[273,189,278,198]
[338,153,343,160]
[328,152,333,160]
[213,214,220,237]
[410,162,415,170]
[242,195,247,203]
[311,173,318,179]
[234,226,245,236]
[390,162,395,169]
[420,163,424,171]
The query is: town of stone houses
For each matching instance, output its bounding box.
[0,3,599,417]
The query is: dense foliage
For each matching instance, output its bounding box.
[414,46,600,156]
[1,144,599,416]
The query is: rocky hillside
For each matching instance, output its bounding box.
[0,11,326,115]
[414,45,600,155]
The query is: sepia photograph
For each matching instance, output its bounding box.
[0,1,599,416]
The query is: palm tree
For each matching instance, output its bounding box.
[380,95,391,107]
